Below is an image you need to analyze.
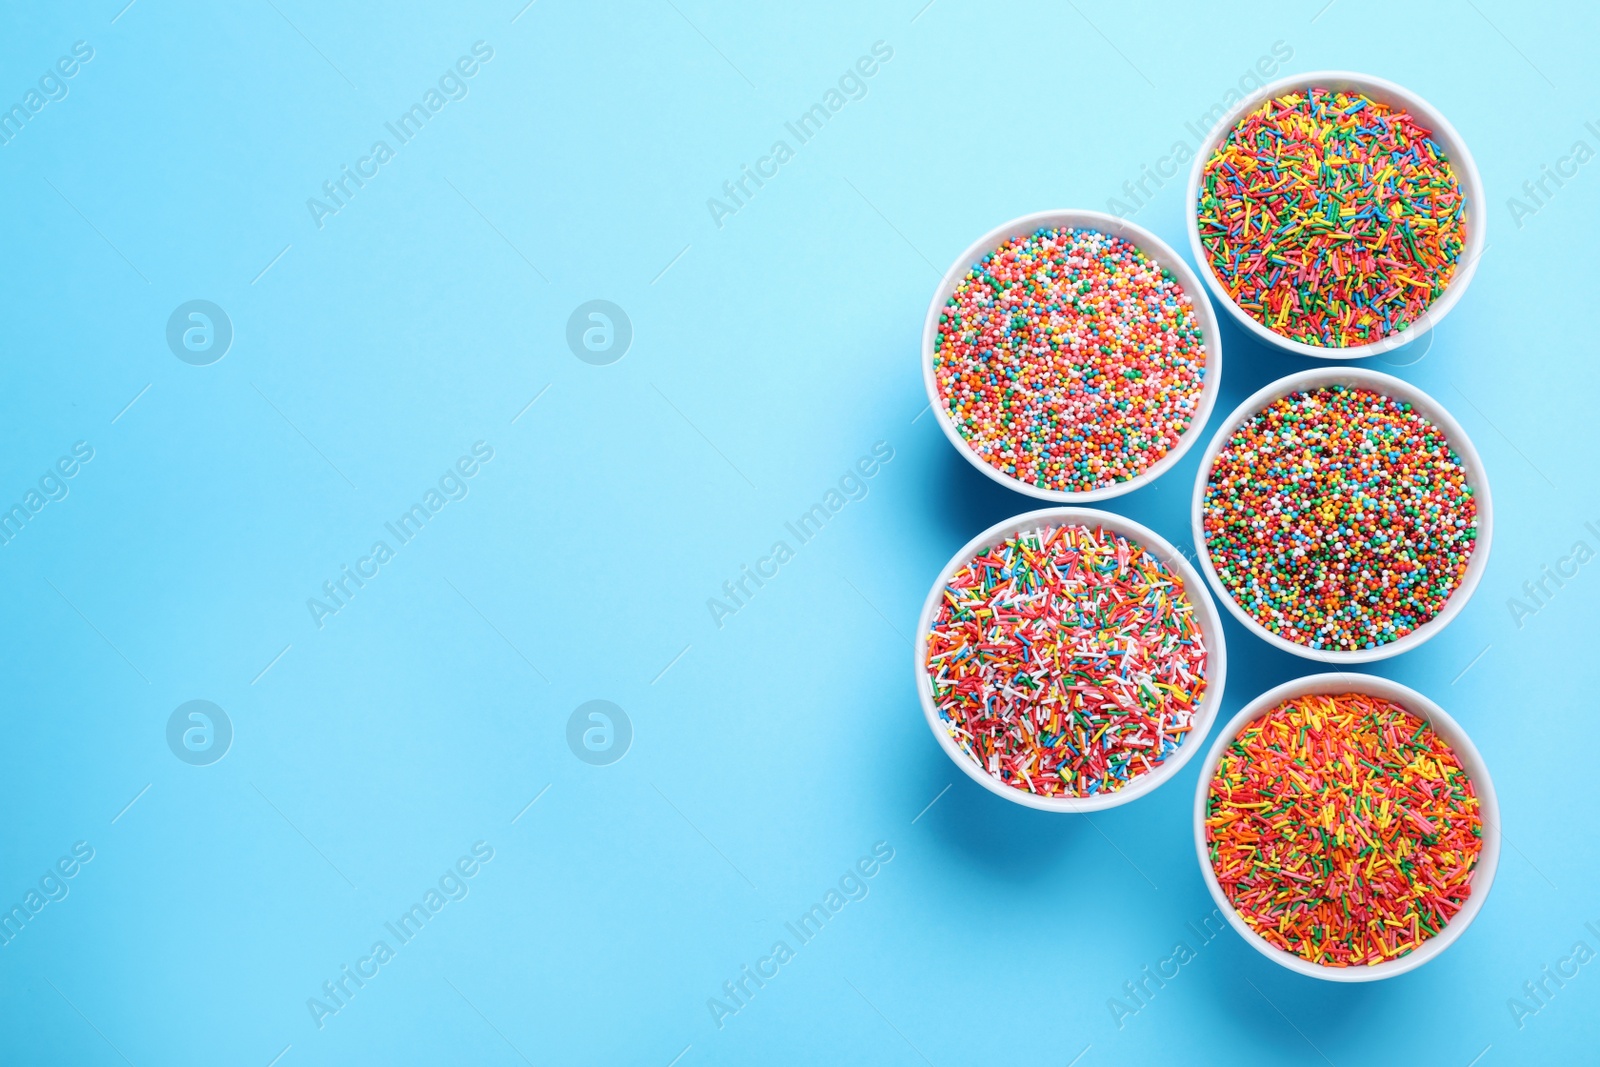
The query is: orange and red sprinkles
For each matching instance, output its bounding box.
[1205,692,1484,967]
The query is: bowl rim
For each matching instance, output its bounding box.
[1189,366,1493,663]
[913,505,1228,812]
[921,208,1223,502]
[1182,69,1487,360]
[1191,672,1500,981]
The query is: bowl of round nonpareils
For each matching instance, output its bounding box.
[923,210,1222,501]
[1191,366,1491,662]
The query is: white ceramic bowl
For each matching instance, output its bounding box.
[922,209,1223,502]
[1191,367,1492,663]
[1184,70,1485,360]
[914,506,1228,812]
[1193,673,1500,981]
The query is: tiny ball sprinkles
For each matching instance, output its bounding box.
[924,523,1208,798]
[1197,89,1467,348]
[1205,693,1484,967]
[932,227,1207,493]
[1202,384,1477,651]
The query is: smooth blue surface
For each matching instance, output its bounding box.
[2,2,1597,1064]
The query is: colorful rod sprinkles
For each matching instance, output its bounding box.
[1202,385,1477,651]
[924,523,1208,797]
[1197,89,1466,348]
[933,228,1207,492]
[1206,693,1484,967]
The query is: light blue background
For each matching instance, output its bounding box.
[2,1,1597,1064]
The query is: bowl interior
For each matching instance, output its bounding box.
[1183,70,1486,360]
[1192,672,1500,981]
[1190,366,1492,663]
[915,506,1228,812]
[921,209,1223,502]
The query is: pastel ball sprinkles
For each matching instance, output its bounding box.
[1205,693,1484,967]
[1202,385,1477,651]
[1197,89,1466,348]
[933,227,1207,493]
[924,524,1208,798]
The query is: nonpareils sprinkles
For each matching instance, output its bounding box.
[1197,89,1467,348]
[924,524,1208,798]
[1202,385,1476,651]
[932,228,1207,493]
[1206,693,1484,967]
